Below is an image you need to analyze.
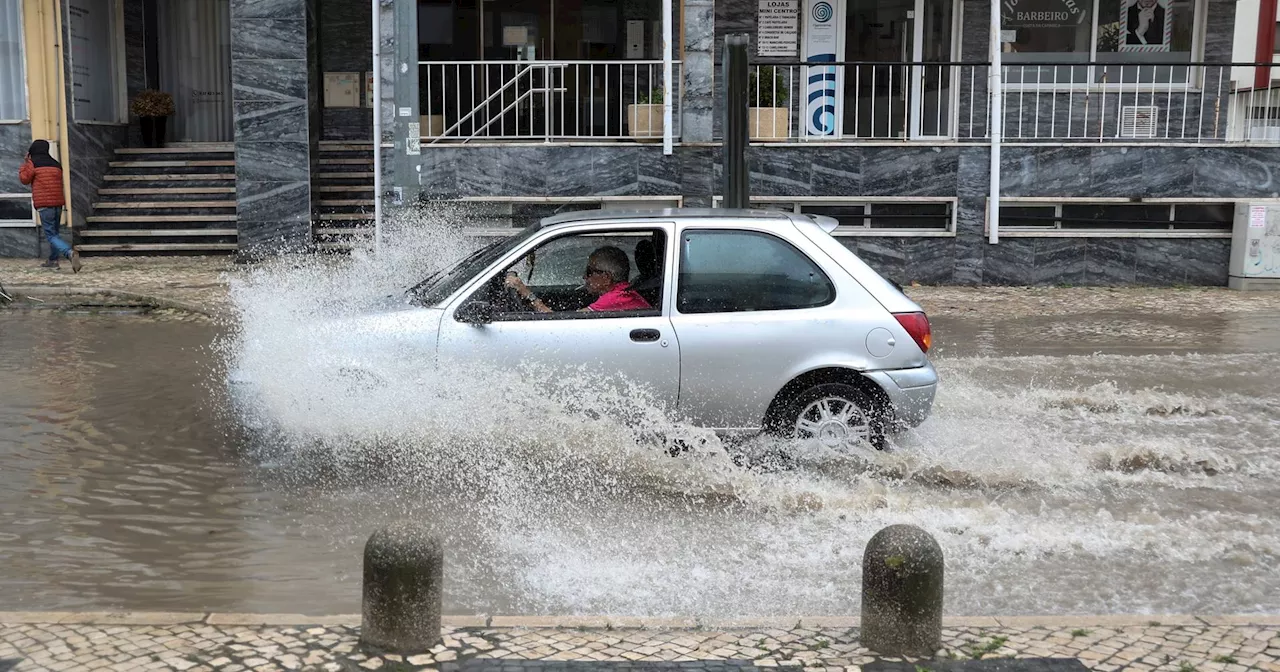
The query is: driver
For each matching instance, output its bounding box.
[505,245,652,314]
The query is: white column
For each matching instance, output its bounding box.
[662,0,674,155]
[987,0,1001,244]
[372,0,383,253]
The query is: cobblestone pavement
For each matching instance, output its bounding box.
[5,256,1280,322]
[0,614,1276,672]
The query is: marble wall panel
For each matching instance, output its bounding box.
[0,124,31,194]
[1084,237,1138,285]
[809,147,863,196]
[1192,147,1280,198]
[683,0,716,143]
[0,228,38,258]
[1032,237,1087,286]
[233,100,310,142]
[236,180,313,223]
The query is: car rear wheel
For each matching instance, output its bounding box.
[774,382,887,454]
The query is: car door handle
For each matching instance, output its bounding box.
[630,328,661,342]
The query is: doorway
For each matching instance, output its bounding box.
[844,0,954,138]
[155,0,232,142]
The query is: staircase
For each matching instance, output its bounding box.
[77,143,237,255]
[312,141,375,251]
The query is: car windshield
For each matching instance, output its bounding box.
[407,226,542,306]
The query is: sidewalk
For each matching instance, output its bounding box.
[4,256,1279,322]
[0,613,1276,672]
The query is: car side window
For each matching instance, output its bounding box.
[676,230,835,314]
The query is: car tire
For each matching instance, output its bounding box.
[769,382,888,454]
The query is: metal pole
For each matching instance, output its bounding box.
[1257,0,1279,90]
[372,0,383,253]
[662,0,673,155]
[722,34,750,209]
[987,0,1001,245]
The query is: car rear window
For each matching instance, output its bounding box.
[676,230,835,314]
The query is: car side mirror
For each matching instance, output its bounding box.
[455,300,494,324]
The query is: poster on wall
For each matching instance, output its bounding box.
[1119,0,1173,52]
[67,0,118,122]
[758,0,800,57]
[801,0,844,137]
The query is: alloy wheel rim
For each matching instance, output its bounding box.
[794,396,872,453]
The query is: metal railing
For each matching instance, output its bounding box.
[419,60,682,142]
[725,62,1280,143]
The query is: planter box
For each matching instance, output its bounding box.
[420,114,445,138]
[749,107,790,141]
[626,104,664,141]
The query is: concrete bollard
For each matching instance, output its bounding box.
[360,522,444,654]
[860,524,944,656]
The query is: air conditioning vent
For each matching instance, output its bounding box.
[1120,105,1159,138]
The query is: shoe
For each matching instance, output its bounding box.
[39,260,59,269]
[70,250,82,274]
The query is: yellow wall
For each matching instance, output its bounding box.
[21,0,73,227]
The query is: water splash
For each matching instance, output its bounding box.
[218,214,1280,617]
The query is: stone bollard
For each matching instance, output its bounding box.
[360,522,444,654]
[860,524,944,656]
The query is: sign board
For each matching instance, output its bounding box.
[406,123,421,155]
[801,0,844,137]
[1251,205,1267,228]
[323,72,360,108]
[758,0,800,57]
[364,72,375,107]
[503,26,529,47]
[1001,0,1089,28]
[1118,0,1173,52]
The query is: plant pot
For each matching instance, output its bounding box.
[626,104,664,141]
[749,108,790,141]
[420,114,445,138]
[139,115,168,148]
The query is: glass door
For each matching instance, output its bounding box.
[912,0,953,137]
[845,0,953,138]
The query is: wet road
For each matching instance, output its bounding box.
[0,306,1278,616]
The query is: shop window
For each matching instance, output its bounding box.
[1000,202,1232,231]
[67,0,125,123]
[0,0,24,120]
[1002,0,1201,85]
[0,194,32,226]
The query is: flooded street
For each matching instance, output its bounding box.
[0,304,1278,618]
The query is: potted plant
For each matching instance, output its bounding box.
[627,86,665,141]
[130,90,175,148]
[748,66,791,141]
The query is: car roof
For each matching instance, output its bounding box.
[537,208,796,228]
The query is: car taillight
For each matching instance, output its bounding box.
[894,312,932,354]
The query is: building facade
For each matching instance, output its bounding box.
[0,0,1276,285]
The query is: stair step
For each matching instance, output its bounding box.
[319,141,373,148]
[104,174,235,181]
[86,214,238,223]
[318,213,374,221]
[94,201,236,209]
[98,187,236,195]
[314,185,374,192]
[318,199,374,206]
[318,158,374,165]
[116,145,233,154]
[80,228,238,237]
[109,160,235,168]
[313,227,373,235]
[76,243,238,252]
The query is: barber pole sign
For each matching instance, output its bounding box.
[801,0,845,137]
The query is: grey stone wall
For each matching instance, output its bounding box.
[230,0,317,253]
[318,0,372,140]
[0,122,37,258]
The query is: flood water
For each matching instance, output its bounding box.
[1,303,1278,617]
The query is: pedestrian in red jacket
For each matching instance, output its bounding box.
[19,139,80,272]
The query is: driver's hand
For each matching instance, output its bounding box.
[504,273,527,293]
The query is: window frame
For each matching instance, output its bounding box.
[0,0,28,123]
[0,193,35,227]
[67,0,129,125]
[674,227,838,316]
[1000,0,1208,91]
[994,198,1236,236]
[452,223,673,322]
[710,196,957,236]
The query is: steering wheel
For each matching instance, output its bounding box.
[499,272,536,312]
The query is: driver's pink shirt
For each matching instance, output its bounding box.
[587,282,652,312]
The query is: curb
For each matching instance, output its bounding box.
[1,285,220,318]
[0,612,1277,628]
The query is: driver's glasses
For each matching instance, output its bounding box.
[584,266,607,278]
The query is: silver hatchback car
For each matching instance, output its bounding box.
[399,208,937,453]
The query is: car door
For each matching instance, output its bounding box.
[668,225,844,430]
[436,223,682,415]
